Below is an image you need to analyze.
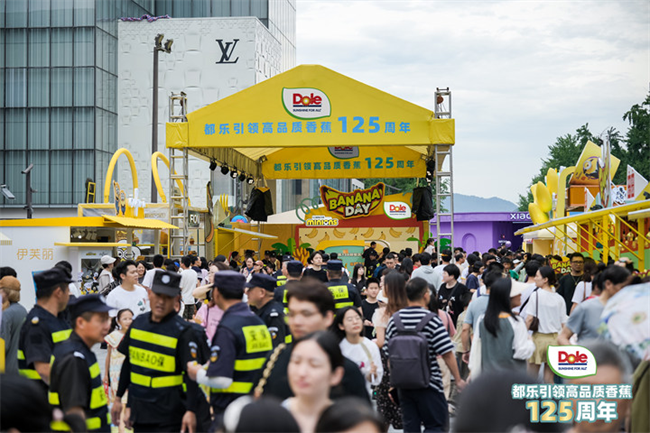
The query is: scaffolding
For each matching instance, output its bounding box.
[433,88,454,260]
[168,92,189,258]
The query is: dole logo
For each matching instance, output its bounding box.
[390,204,407,212]
[547,345,597,379]
[384,201,412,220]
[282,88,331,120]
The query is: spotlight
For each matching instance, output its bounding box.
[154,33,164,48]
[1,184,15,200]
[230,170,239,179]
[426,158,435,182]
[238,173,246,182]
[163,39,173,53]
[209,160,217,171]
[246,177,255,185]
[220,165,229,175]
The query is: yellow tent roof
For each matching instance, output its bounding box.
[0,216,177,230]
[166,64,454,180]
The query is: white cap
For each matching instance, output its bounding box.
[377,289,388,303]
[510,280,528,298]
[101,255,116,265]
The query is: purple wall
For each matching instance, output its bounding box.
[430,212,532,253]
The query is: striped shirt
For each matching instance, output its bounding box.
[384,306,455,393]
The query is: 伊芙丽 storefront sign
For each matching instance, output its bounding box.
[321,183,385,219]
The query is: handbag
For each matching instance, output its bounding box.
[529,290,540,332]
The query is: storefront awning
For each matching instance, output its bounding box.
[103,215,177,230]
[167,64,455,180]
[217,227,277,240]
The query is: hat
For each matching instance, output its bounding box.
[0,276,21,292]
[214,255,227,263]
[34,267,74,292]
[246,273,277,292]
[151,270,182,297]
[512,259,521,265]
[100,255,116,265]
[281,254,294,263]
[377,289,388,303]
[509,280,528,298]
[327,260,343,271]
[68,294,113,318]
[213,271,246,294]
[286,260,303,274]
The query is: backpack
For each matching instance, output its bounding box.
[387,311,436,389]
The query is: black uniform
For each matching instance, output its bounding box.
[49,332,111,432]
[255,299,288,347]
[116,311,201,431]
[325,278,362,311]
[185,321,213,433]
[206,302,273,415]
[17,305,71,394]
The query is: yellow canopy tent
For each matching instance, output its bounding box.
[166,64,455,180]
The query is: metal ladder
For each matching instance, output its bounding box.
[434,88,454,261]
[168,92,189,258]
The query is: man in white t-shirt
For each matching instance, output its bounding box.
[141,254,164,290]
[513,261,540,314]
[179,255,198,319]
[106,260,150,317]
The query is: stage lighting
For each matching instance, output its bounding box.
[163,39,173,53]
[230,170,239,179]
[221,165,229,175]
[209,160,217,171]
[246,177,254,185]
[238,173,246,182]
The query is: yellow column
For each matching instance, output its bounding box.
[638,217,646,271]
[602,215,610,262]
[557,166,576,257]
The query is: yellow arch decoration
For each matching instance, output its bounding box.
[103,148,139,203]
[151,152,191,206]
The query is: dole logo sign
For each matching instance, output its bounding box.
[384,201,412,220]
[321,183,385,219]
[282,87,331,120]
[547,345,597,379]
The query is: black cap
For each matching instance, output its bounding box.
[328,260,343,271]
[151,270,181,297]
[213,271,245,295]
[281,254,294,263]
[34,267,73,292]
[68,294,113,319]
[246,273,277,292]
[214,255,227,263]
[286,260,303,274]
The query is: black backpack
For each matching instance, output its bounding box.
[388,311,435,389]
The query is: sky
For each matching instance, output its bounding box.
[295,0,649,204]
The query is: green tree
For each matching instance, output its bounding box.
[623,93,650,181]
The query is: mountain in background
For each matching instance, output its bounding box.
[442,194,518,213]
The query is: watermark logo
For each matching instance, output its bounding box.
[547,345,597,379]
[282,88,331,119]
[384,201,411,220]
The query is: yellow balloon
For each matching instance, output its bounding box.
[530,183,537,198]
[534,181,552,213]
[546,168,559,196]
[529,202,549,225]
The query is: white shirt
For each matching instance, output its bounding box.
[106,285,150,318]
[571,281,592,305]
[513,283,537,314]
[339,337,383,395]
[433,263,446,278]
[521,288,568,334]
[68,282,82,298]
[141,268,162,289]
[180,268,198,304]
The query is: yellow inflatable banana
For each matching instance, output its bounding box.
[389,228,402,238]
[546,168,559,196]
[362,228,374,238]
[534,181,552,213]
[333,228,346,238]
[305,228,318,239]
[379,231,386,240]
[528,202,549,225]
[350,227,359,234]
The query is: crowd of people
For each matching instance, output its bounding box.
[0,242,648,433]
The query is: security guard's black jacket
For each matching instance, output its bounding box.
[255,299,287,348]
[116,311,201,425]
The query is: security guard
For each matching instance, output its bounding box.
[49,294,113,432]
[17,267,72,395]
[325,260,362,311]
[111,270,201,433]
[246,273,288,347]
[187,271,273,427]
[273,260,303,315]
[273,254,293,284]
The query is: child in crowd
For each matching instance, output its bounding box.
[361,277,380,339]
[104,308,134,433]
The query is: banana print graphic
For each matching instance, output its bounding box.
[333,228,346,238]
[349,227,359,234]
[305,228,318,239]
[389,228,402,237]
[362,228,374,238]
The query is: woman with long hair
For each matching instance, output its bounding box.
[478,278,534,374]
[285,331,344,433]
[570,260,598,314]
[332,307,383,396]
[350,264,366,293]
[521,266,567,383]
[399,257,414,278]
[371,270,407,430]
[302,251,328,283]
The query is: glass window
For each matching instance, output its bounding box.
[74,27,95,67]
[52,0,73,27]
[192,0,209,16]
[155,0,173,16]
[6,29,27,67]
[95,109,104,151]
[73,150,94,203]
[28,29,50,67]
[74,0,95,26]
[51,67,72,106]
[0,109,4,149]
[74,107,93,149]
[173,0,191,17]
[107,112,117,152]
[28,108,49,150]
[74,67,94,106]
[6,0,27,27]
[50,107,72,149]
[28,68,50,107]
[50,150,73,204]
[5,109,26,150]
[28,150,50,204]
[4,151,26,204]
[211,0,230,16]
[29,0,51,27]
[5,68,27,108]
[0,70,4,108]
[0,30,4,68]
[52,28,73,67]
[231,0,249,16]
[251,0,267,19]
